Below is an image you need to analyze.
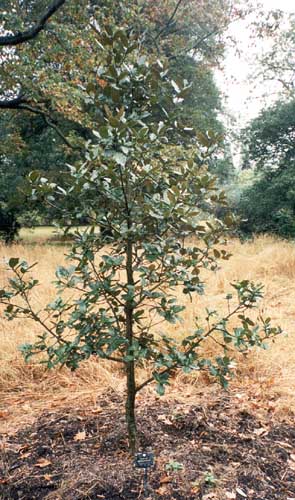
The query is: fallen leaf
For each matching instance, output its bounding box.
[20,452,31,459]
[236,487,247,497]
[290,454,295,461]
[157,415,173,425]
[225,492,236,499]
[74,430,86,441]
[191,485,200,494]
[160,475,172,484]
[34,458,52,468]
[155,486,169,495]
[43,474,53,481]
[234,393,246,400]
[19,444,30,453]
[253,427,268,436]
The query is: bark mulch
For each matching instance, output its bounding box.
[1,392,295,499]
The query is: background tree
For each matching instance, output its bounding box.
[0,0,234,127]
[233,9,295,238]
[252,10,295,97]
[0,28,281,453]
[237,98,295,238]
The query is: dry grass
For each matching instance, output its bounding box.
[0,235,295,431]
[18,225,100,243]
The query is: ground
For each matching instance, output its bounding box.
[1,389,295,500]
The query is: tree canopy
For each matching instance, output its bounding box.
[242,98,295,175]
[238,98,295,238]
[252,10,295,97]
[235,8,295,239]
[0,0,67,46]
[0,0,238,232]
[0,25,281,452]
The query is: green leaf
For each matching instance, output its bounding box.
[8,258,19,269]
[113,152,127,166]
[156,383,165,396]
[28,170,40,183]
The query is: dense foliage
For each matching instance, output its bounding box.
[0,208,20,244]
[238,98,295,238]
[235,9,295,239]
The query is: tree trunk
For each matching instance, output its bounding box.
[125,237,137,453]
[126,359,137,454]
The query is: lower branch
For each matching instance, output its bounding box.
[18,104,82,150]
[0,92,28,108]
[0,93,82,150]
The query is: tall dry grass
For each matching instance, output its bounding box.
[0,235,295,423]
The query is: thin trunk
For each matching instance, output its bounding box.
[126,356,137,453]
[125,238,137,453]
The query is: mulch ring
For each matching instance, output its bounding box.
[1,392,295,500]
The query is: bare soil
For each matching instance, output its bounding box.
[1,391,295,500]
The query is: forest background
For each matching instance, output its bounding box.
[0,0,294,241]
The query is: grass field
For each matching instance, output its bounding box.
[0,234,295,431]
[19,225,99,243]
[19,226,64,242]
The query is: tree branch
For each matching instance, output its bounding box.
[0,92,28,108]
[135,301,248,394]
[0,97,82,150]
[15,103,82,150]
[154,0,184,41]
[0,0,67,47]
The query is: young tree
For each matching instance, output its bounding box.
[0,27,281,452]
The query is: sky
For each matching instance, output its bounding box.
[216,0,295,131]
[260,0,294,10]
